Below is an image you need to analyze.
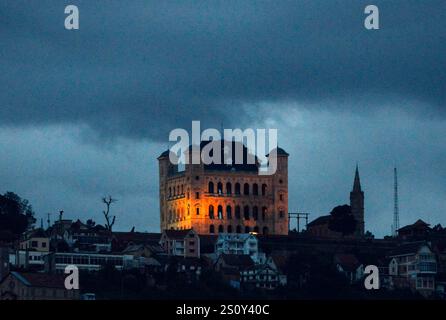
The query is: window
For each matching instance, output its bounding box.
[245,226,250,233]
[42,242,47,248]
[279,194,284,201]
[31,241,38,247]
[209,205,215,219]
[262,227,269,235]
[235,183,241,195]
[262,207,267,220]
[209,225,215,234]
[253,183,259,195]
[236,225,242,233]
[218,225,224,233]
[253,226,259,233]
[226,205,232,219]
[169,187,172,197]
[244,206,250,220]
[196,208,200,215]
[195,176,199,180]
[218,205,223,219]
[235,206,241,219]
[253,206,259,220]
[262,184,267,196]
[208,182,214,193]
[227,225,233,233]
[226,182,232,195]
[244,183,249,195]
[279,209,285,218]
[217,182,223,194]
[195,192,200,199]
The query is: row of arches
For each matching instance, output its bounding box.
[168,184,185,198]
[208,182,267,196]
[209,225,269,235]
[208,204,268,221]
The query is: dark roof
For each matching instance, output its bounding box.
[307,215,330,227]
[334,253,361,272]
[266,147,289,157]
[158,150,171,159]
[389,241,430,257]
[7,272,67,289]
[163,229,194,239]
[220,254,254,268]
[398,219,431,232]
[113,232,161,244]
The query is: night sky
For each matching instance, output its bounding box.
[1,1,445,237]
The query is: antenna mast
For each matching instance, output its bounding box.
[393,167,400,237]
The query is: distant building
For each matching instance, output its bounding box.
[398,220,431,241]
[158,141,289,235]
[20,229,49,253]
[306,166,365,238]
[388,241,437,297]
[215,233,263,263]
[0,271,79,300]
[160,229,200,258]
[334,253,364,284]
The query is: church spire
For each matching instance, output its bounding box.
[352,164,362,192]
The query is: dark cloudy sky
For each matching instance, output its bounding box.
[1,1,445,237]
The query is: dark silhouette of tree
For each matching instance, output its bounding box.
[0,192,35,235]
[328,204,357,236]
[364,230,375,239]
[86,219,96,228]
[102,196,117,231]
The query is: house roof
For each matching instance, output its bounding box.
[163,229,194,239]
[7,272,68,289]
[398,219,431,232]
[220,254,254,268]
[334,253,361,272]
[307,215,330,227]
[113,232,161,244]
[389,241,430,257]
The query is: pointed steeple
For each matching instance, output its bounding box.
[352,164,362,192]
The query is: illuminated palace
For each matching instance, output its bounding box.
[158,141,289,235]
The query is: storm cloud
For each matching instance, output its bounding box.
[0,1,445,236]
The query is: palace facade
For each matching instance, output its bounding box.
[158,141,289,235]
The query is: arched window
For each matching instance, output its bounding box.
[262,207,267,220]
[169,187,172,197]
[226,182,232,195]
[235,183,241,195]
[218,205,223,219]
[262,226,269,235]
[262,184,267,196]
[217,182,223,194]
[227,225,233,233]
[279,208,285,218]
[253,206,259,220]
[245,226,250,233]
[208,182,214,194]
[218,225,224,233]
[209,225,215,234]
[235,206,241,219]
[253,183,259,195]
[177,186,180,195]
[244,206,250,220]
[226,205,232,220]
[209,205,214,219]
[253,226,259,233]
[243,183,249,195]
[236,225,242,233]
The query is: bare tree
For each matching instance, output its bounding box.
[102,195,117,231]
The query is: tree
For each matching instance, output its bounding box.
[102,196,117,231]
[328,204,357,236]
[364,230,375,239]
[0,192,35,235]
[4,191,36,229]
